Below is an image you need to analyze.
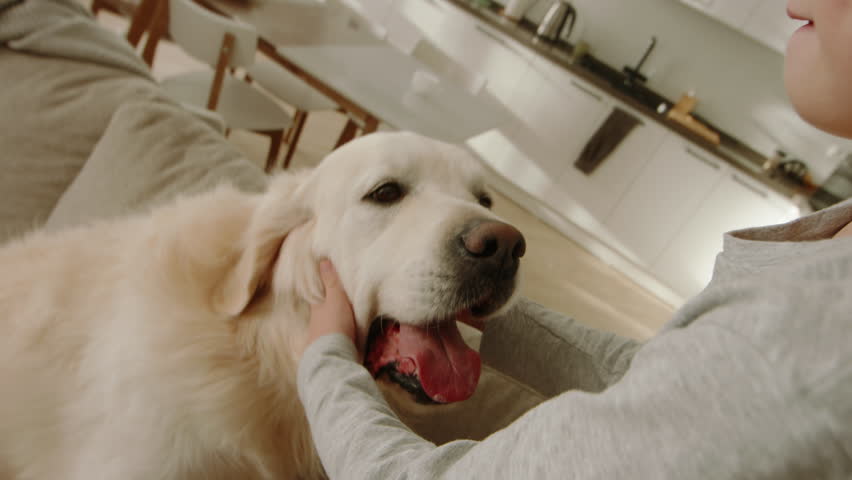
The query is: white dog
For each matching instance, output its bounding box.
[0,132,525,479]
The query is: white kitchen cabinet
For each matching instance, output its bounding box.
[508,56,610,180]
[465,23,533,103]
[388,0,447,39]
[387,0,532,104]
[557,105,668,221]
[504,54,669,221]
[349,0,394,25]
[429,1,532,104]
[741,0,802,54]
[679,0,761,31]
[381,0,446,54]
[604,134,726,265]
[652,171,797,298]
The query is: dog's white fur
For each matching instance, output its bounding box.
[0,132,514,479]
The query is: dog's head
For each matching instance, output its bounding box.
[216,132,525,404]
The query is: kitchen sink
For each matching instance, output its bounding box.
[576,55,670,112]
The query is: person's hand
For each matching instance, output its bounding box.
[304,259,357,355]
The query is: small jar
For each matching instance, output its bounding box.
[763,149,787,176]
[503,0,535,20]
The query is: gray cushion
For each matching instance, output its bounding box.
[0,49,162,243]
[45,98,267,230]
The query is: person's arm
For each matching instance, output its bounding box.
[298,323,814,480]
[478,299,642,396]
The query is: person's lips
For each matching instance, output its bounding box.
[787,7,813,35]
[787,6,811,23]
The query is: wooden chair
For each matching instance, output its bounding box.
[243,59,338,169]
[90,0,162,55]
[145,0,293,171]
[246,0,394,164]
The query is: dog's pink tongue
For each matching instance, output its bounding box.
[397,321,481,403]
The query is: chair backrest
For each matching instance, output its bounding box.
[168,0,258,69]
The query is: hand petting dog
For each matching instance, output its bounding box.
[306,260,357,353]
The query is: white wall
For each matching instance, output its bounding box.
[499,0,850,183]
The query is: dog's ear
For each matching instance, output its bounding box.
[213,173,312,316]
[273,218,324,307]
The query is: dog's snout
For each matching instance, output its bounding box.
[461,221,526,263]
[444,219,526,318]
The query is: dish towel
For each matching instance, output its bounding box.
[574,107,641,175]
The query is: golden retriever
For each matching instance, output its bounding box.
[0,132,525,479]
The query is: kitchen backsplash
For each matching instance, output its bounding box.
[493,0,852,184]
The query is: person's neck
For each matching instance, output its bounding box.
[834,220,852,239]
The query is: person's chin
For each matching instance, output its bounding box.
[785,80,852,139]
[785,25,812,58]
[784,39,818,108]
[784,28,852,138]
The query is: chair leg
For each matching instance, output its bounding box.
[140,0,168,67]
[283,110,298,144]
[126,0,160,48]
[361,115,379,135]
[283,110,308,170]
[334,118,359,149]
[264,129,285,173]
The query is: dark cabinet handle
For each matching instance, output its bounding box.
[685,147,721,170]
[569,79,604,103]
[731,174,769,198]
[474,24,515,51]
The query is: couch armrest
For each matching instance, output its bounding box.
[45,99,266,231]
[0,49,162,243]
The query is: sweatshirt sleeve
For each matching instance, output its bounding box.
[298,325,828,480]
[479,298,642,396]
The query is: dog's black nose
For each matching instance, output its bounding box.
[460,220,526,264]
[449,219,525,318]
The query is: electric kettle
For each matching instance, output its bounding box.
[536,1,577,45]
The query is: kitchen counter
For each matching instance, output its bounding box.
[442,0,815,200]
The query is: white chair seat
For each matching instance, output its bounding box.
[246,60,337,112]
[162,70,292,132]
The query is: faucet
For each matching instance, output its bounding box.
[623,36,657,86]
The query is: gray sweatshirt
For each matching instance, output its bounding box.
[298,199,852,479]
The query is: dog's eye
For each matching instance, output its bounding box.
[478,194,493,209]
[366,182,405,205]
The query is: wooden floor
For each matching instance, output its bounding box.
[96,10,674,340]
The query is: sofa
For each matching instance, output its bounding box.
[0,0,545,447]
